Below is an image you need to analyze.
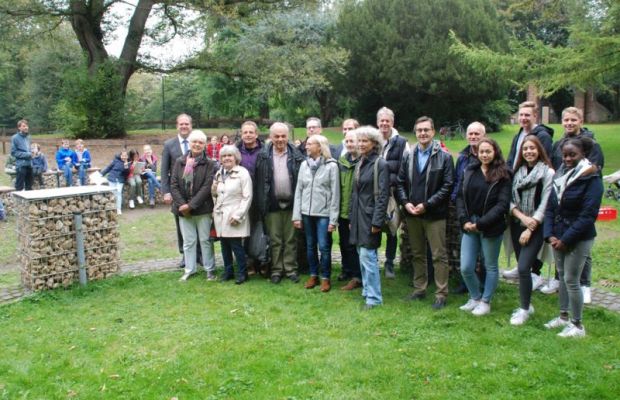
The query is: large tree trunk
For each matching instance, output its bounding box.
[316,90,333,126]
[69,0,108,75]
[119,0,156,95]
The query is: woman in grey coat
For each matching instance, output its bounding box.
[293,134,340,292]
[349,126,390,309]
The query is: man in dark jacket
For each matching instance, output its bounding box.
[254,122,305,284]
[396,116,454,309]
[10,119,33,191]
[506,101,554,169]
[377,107,409,278]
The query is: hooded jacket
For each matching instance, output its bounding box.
[101,154,129,184]
[292,156,340,226]
[507,124,554,169]
[550,128,604,171]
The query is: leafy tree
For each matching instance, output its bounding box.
[337,0,510,131]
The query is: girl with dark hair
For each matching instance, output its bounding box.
[456,138,511,316]
[508,136,555,325]
[543,136,603,338]
[126,149,145,209]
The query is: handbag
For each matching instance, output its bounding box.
[372,157,400,236]
[247,219,271,265]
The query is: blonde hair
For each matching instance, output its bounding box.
[308,135,332,159]
[519,101,538,114]
[562,106,583,121]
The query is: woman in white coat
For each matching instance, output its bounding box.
[212,145,253,284]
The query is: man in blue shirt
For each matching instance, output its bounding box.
[10,119,33,191]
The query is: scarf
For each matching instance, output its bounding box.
[512,161,549,218]
[553,158,592,203]
[182,151,204,194]
[307,156,322,175]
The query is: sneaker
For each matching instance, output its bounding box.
[206,271,217,281]
[540,279,560,294]
[149,198,155,208]
[582,286,592,304]
[557,323,586,338]
[510,305,535,326]
[116,209,122,215]
[531,274,544,291]
[502,267,518,279]
[472,301,491,316]
[129,199,135,209]
[544,316,570,329]
[179,272,192,282]
[459,299,480,312]
[137,196,144,204]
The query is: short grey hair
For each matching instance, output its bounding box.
[219,144,241,164]
[306,117,322,128]
[353,126,384,155]
[466,121,486,135]
[188,130,207,143]
[269,122,290,136]
[376,107,394,122]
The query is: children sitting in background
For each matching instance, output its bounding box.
[126,149,145,209]
[74,139,92,186]
[31,143,49,189]
[101,150,129,215]
[207,136,222,160]
[140,144,162,207]
[55,139,77,187]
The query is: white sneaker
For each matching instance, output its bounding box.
[502,267,519,279]
[582,286,592,304]
[558,323,586,338]
[510,305,535,326]
[540,279,560,294]
[531,274,544,291]
[459,299,480,312]
[472,301,491,316]
[137,196,144,205]
[544,316,570,329]
[179,272,192,282]
[129,199,135,209]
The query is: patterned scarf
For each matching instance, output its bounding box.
[553,158,592,203]
[182,151,204,194]
[512,161,550,218]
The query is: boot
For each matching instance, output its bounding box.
[304,276,319,289]
[320,278,331,292]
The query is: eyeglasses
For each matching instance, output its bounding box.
[307,125,320,130]
[415,128,432,133]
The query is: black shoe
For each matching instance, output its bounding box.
[404,292,426,301]
[432,298,447,310]
[450,284,468,295]
[235,276,247,285]
[288,273,300,283]
[337,273,349,282]
[271,275,282,284]
[178,256,185,269]
[220,273,234,282]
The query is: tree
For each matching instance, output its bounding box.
[451,0,620,117]
[337,0,511,131]
[1,0,315,136]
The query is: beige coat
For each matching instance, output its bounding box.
[212,165,253,238]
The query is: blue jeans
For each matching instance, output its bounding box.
[460,232,502,303]
[358,246,383,305]
[77,164,88,185]
[142,171,161,201]
[61,163,73,186]
[302,215,332,279]
[109,181,124,211]
[221,237,247,279]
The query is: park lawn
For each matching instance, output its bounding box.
[0,271,619,399]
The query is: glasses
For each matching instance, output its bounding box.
[307,125,320,130]
[415,128,432,133]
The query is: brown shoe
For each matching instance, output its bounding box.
[304,276,319,289]
[320,278,331,292]
[341,278,362,291]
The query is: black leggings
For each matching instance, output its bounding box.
[510,221,544,310]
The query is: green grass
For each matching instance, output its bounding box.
[0,272,619,399]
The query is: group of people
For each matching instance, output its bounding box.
[9,102,604,337]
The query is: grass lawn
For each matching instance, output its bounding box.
[1,271,619,399]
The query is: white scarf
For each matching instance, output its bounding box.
[553,158,592,203]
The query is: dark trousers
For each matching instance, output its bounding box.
[221,237,247,279]
[510,221,544,310]
[385,232,397,265]
[338,217,361,280]
[15,166,33,191]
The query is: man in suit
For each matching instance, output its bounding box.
[161,113,202,268]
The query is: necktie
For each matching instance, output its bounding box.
[182,139,189,155]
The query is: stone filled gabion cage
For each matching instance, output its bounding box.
[12,186,121,291]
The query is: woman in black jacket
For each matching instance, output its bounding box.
[543,136,603,338]
[170,130,217,282]
[456,138,511,316]
[349,126,389,309]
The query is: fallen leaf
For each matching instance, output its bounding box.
[108,374,120,379]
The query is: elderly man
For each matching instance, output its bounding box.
[11,119,33,191]
[161,114,206,269]
[377,107,408,278]
[396,116,454,309]
[254,122,305,283]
